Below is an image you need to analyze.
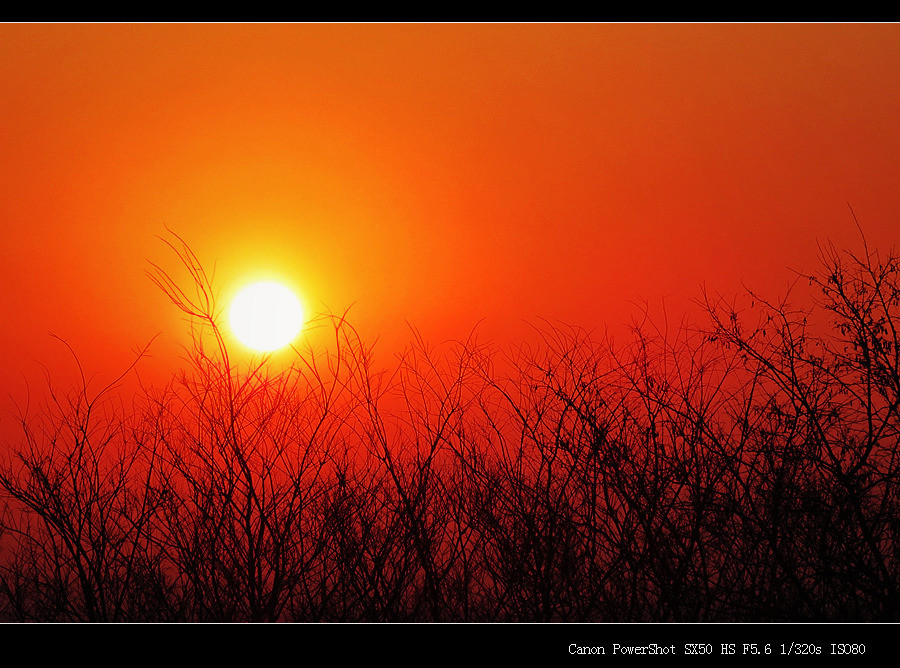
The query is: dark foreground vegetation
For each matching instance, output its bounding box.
[1,232,899,622]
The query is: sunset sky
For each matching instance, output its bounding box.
[1,23,899,417]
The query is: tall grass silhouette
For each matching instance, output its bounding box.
[1,228,899,621]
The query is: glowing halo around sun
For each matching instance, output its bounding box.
[229,282,305,352]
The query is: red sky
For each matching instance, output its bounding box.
[1,23,899,418]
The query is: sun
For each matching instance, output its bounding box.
[229,282,305,352]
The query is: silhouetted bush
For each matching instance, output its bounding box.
[2,230,898,621]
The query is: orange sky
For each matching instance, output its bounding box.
[1,23,899,416]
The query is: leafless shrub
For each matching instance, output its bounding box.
[2,227,898,621]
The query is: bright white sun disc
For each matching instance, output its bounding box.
[229,282,304,351]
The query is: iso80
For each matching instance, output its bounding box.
[831,644,865,655]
